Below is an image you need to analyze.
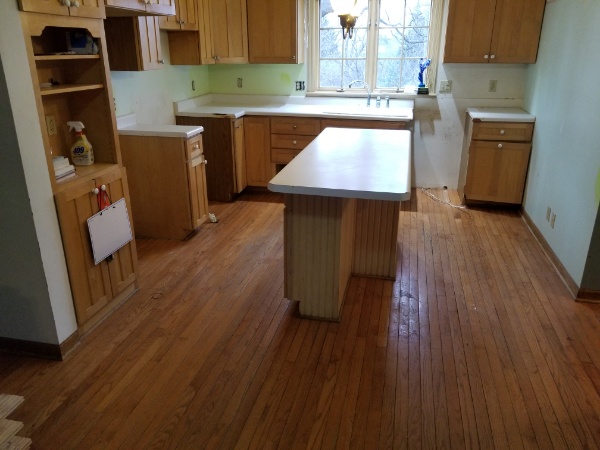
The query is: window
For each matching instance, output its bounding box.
[308,0,443,94]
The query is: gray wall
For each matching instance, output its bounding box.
[0,57,59,343]
[523,1,600,287]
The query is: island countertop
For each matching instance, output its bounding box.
[268,127,412,201]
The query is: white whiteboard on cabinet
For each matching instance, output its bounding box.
[87,198,133,265]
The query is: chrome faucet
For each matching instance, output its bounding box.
[348,80,371,107]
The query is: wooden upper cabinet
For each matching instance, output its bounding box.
[104,0,175,16]
[105,16,165,70]
[444,0,545,63]
[18,0,106,18]
[247,0,305,64]
[200,0,248,64]
[160,0,198,30]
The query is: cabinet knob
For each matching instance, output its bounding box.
[203,160,208,164]
[490,54,496,59]
[292,125,297,129]
[62,0,70,6]
[193,144,200,150]
[72,0,79,6]
[500,129,505,135]
[292,140,297,145]
[292,56,296,60]
[91,187,99,195]
[484,54,489,59]
[159,59,165,64]
[498,144,503,149]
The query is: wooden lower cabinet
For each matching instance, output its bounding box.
[244,116,273,187]
[54,166,138,331]
[176,116,245,201]
[464,140,532,204]
[119,133,208,240]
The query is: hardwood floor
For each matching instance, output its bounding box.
[1,189,600,449]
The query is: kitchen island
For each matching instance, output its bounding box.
[268,127,411,320]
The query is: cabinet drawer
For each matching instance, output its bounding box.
[270,134,315,150]
[471,121,534,142]
[271,117,321,135]
[185,135,204,164]
[271,148,302,164]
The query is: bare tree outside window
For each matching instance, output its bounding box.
[318,0,432,91]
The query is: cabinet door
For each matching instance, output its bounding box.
[202,0,248,64]
[443,0,497,63]
[55,177,114,326]
[161,0,199,30]
[186,137,209,228]
[244,117,273,187]
[146,0,176,15]
[19,0,106,18]
[247,0,302,64]
[105,16,164,71]
[464,140,532,204]
[96,167,138,298]
[489,0,546,63]
[233,118,247,193]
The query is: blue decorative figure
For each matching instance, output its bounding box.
[417,58,431,94]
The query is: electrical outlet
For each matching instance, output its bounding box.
[295,81,306,91]
[550,213,556,229]
[237,78,243,88]
[546,207,551,221]
[45,115,57,136]
[439,80,452,93]
[489,80,497,92]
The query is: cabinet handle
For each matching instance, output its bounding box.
[159,59,165,64]
[484,54,489,59]
[500,129,505,135]
[498,144,503,149]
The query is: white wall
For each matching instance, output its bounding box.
[0,1,78,344]
[523,0,600,286]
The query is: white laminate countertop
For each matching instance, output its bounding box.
[467,107,535,123]
[268,128,412,201]
[116,113,204,138]
[174,95,414,122]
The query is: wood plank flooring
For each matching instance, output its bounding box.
[1,189,600,449]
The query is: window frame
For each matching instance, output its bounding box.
[306,0,444,97]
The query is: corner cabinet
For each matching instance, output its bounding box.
[176,116,245,201]
[105,16,165,70]
[247,0,305,64]
[459,109,535,205]
[444,0,546,63]
[20,12,139,331]
[104,0,175,16]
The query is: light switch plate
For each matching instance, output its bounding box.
[439,80,452,93]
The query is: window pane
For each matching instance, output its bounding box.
[321,29,342,58]
[403,27,429,58]
[353,0,370,28]
[320,59,343,88]
[343,59,366,87]
[377,59,402,89]
[406,0,431,26]
[378,29,404,58]
[402,58,421,87]
[345,29,368,58]
[380,0,405,27]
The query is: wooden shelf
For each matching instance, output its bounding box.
[40,83,104,95]
[34,54,101,61]
[54,163,121,193]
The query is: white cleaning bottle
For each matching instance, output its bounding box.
[68,121,94,166]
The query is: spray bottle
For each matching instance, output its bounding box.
[67,121,94,166]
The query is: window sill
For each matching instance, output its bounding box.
[305,91,437,100]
